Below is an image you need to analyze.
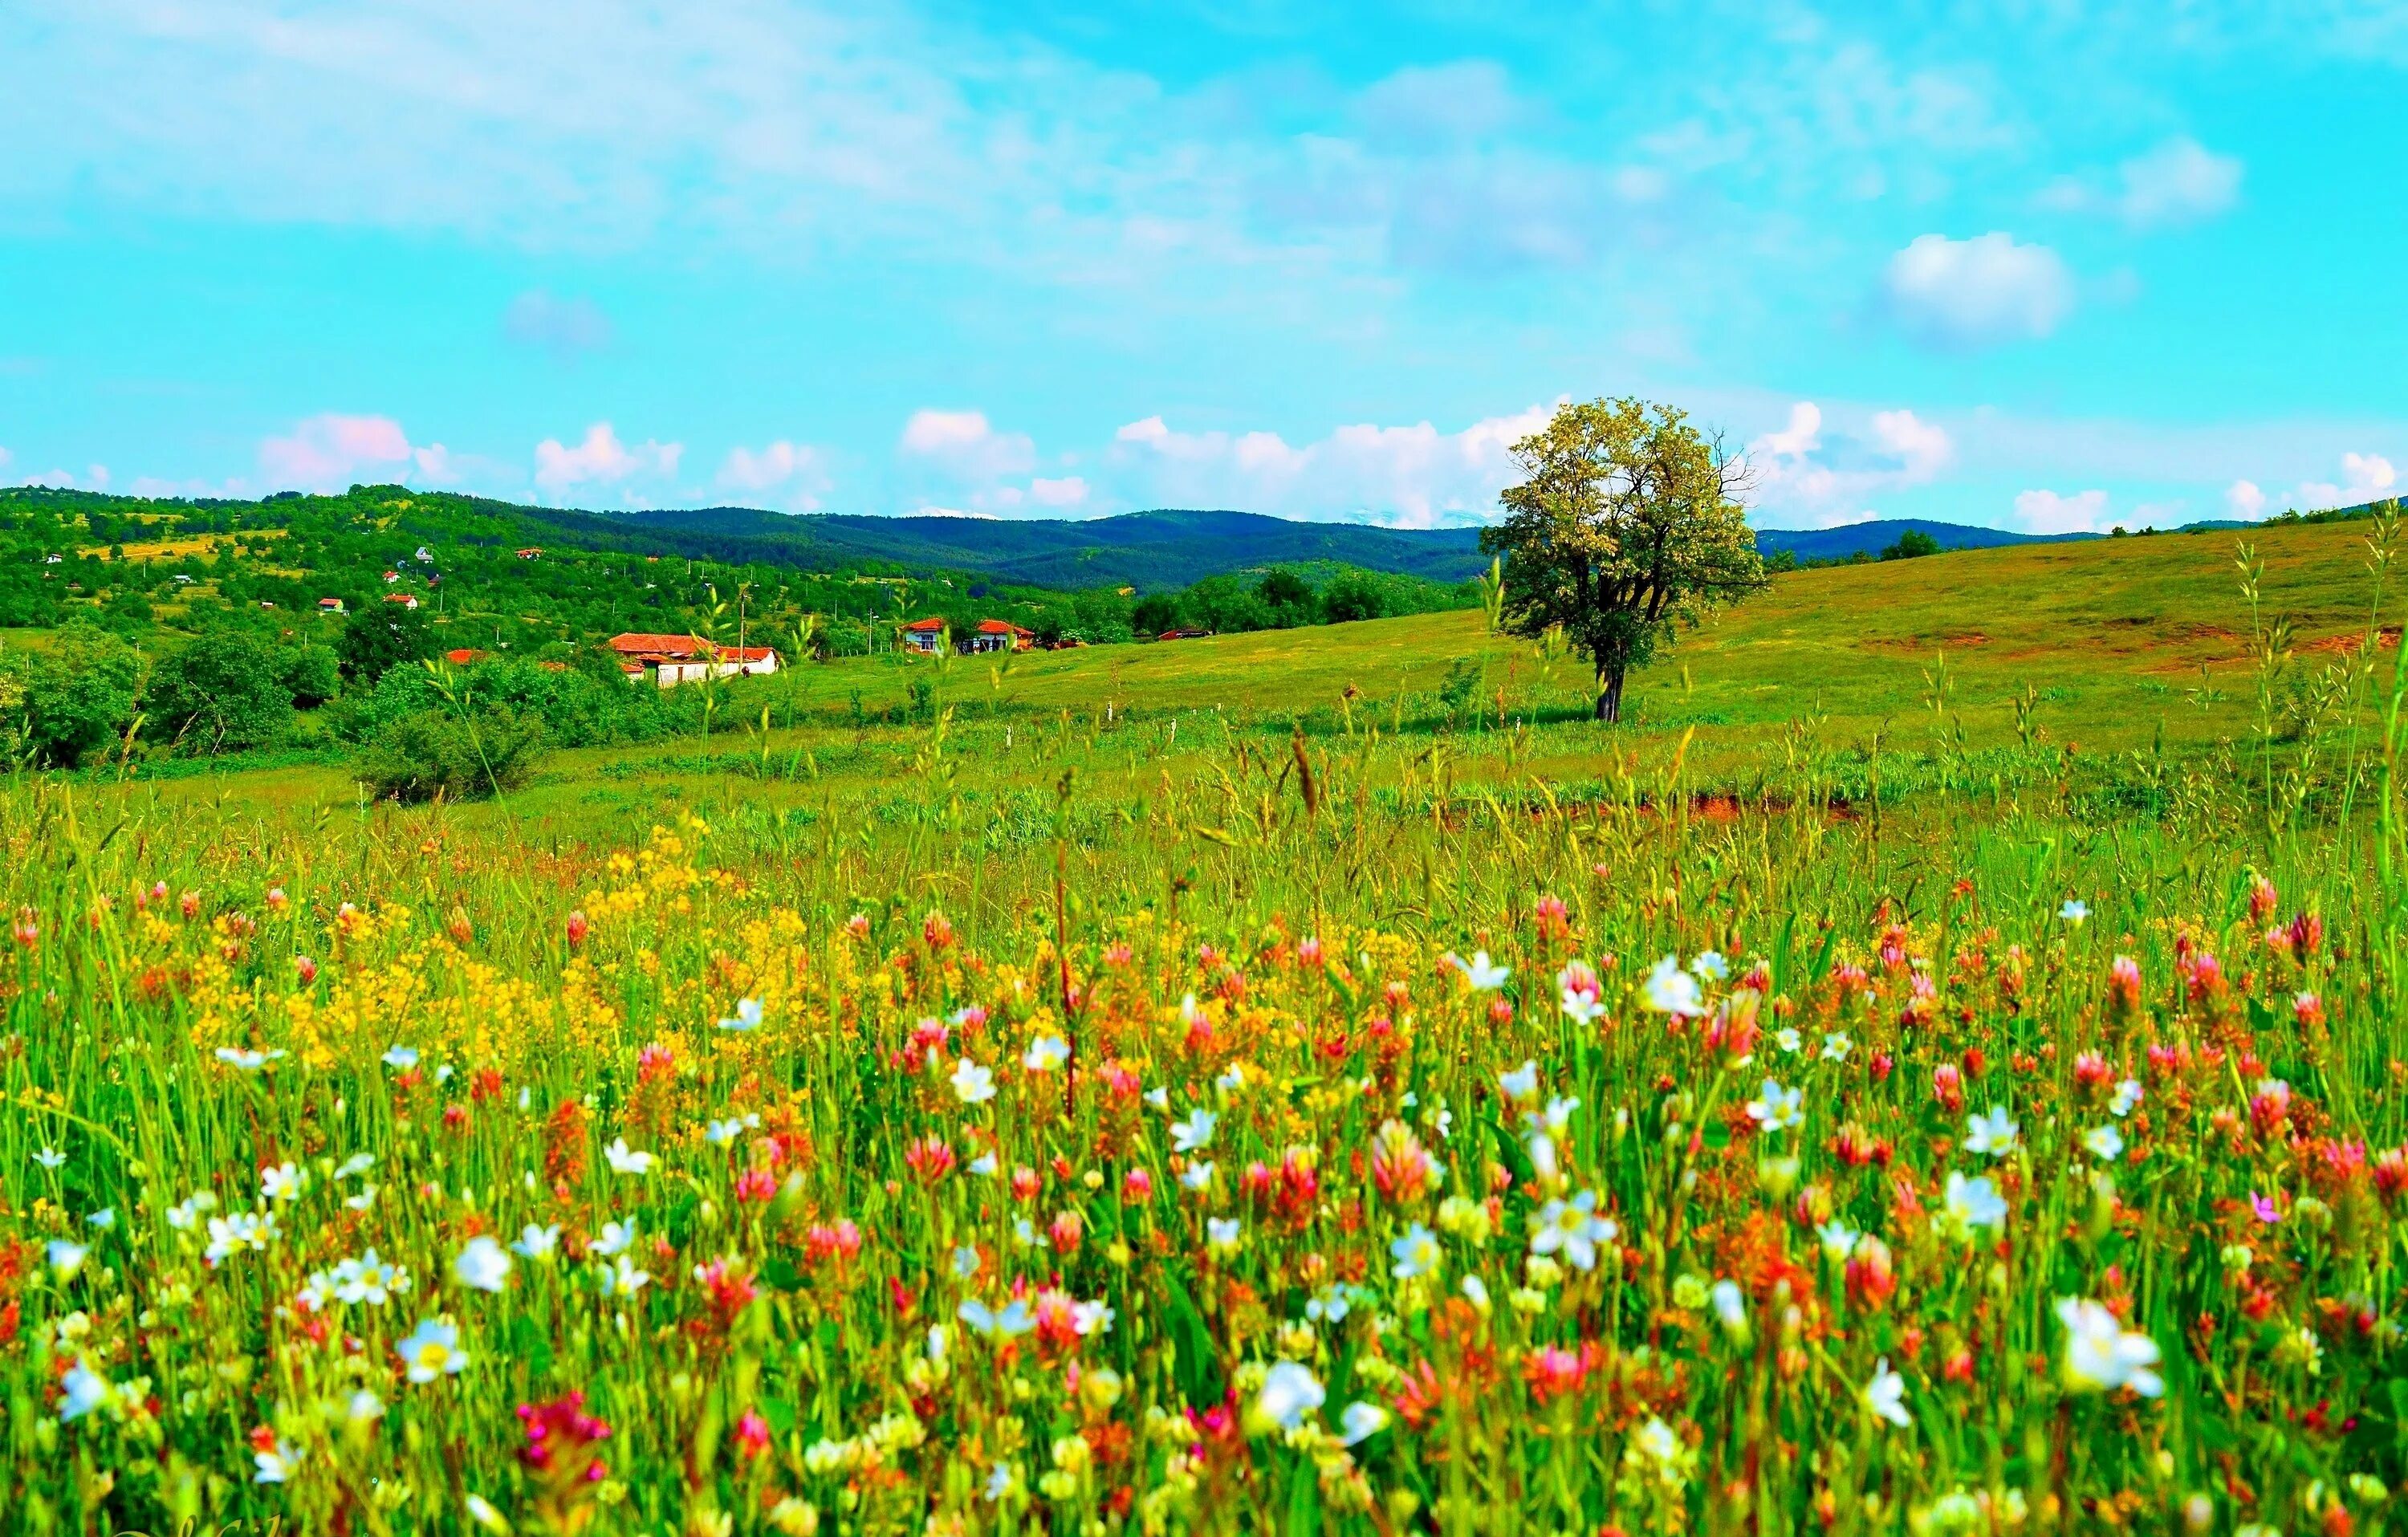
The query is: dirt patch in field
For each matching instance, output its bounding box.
[2301,626,2402,657]
[1860,632,1992,653]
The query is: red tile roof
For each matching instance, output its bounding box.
[899,616,948,633]
[609,632,705,655]
[974,619,1034,636]
[608,634,776,665]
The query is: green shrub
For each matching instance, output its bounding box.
[1320,571,1387,623]
[344,657,681,748]
[26,621,145,767]
[337,604,436,682]
[281,643,341,708]
[358,705,547,802]
[142,628,294,752]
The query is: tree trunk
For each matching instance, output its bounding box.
[1596,665,1625,724]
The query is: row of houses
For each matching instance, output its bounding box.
[900,617,1038,655]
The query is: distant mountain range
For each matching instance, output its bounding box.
[549,506,1493,592]
[567,507,2112,586]
[1750,518,2097,562]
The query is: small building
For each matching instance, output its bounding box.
[899,617,949,654]
[382,570,401,583]
[384,592,420,610]
[317,597,346,614]
[170,574,193,584]
[444,648,488,665]
[607,632,780,688]
[1157,628,1210,642]
[960,618,1036,654]
[515,547,543,560]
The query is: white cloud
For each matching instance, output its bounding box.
[717,440,832,510]
[2116,137,2243,226]
[1746,401,1954,525]
[1881,233,2074,349]
[532,421,682,493]
[1354,61,1521,149]
[504,291,612,358]
[2226,479,2267,518]
[409,443,464,486]
[259,413,454,492]
[2044,137,2243,229]
[898,410,1036,479]
[1107,404,1553,527]
[1028,475,1088,507]
[2289,451,2397,513]
[18,464,112,492]
[2011,487,2111,535]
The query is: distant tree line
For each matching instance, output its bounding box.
[1128,565,1476,637]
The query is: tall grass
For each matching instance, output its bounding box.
[3,685,2406,1535]
[8,524,2408,1533]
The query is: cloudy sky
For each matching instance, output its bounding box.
[5,0,2406,532]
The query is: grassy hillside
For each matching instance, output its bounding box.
[88,513,2387,846]
[750,516,2369,737]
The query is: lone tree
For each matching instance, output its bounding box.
[1482,397,1765,723]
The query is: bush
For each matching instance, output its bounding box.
[338,604,435,682]
[344,657,684,749]
[358,705,547,802]
[1880,530,1942,561]
[26,622,144,767]
[1129,594,1182,636]
[1320,571,1386,624]
[281,643,341,708]
[143,628,294,752]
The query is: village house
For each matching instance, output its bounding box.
[384,592,420,610]
[960,618,1037,654]
[898,616,1036,655]
[316,596,345,614]
[608,632,780,687]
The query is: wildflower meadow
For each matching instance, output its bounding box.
[10,655,2408,1537]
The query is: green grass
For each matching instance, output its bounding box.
[6,518,2405,1533]
[103,515,2389,852]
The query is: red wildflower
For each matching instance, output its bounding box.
[734,1409,771,1459]
[904,1135,956,1184]
[1533,895,1571,942]
[519,1391,612,1480]
[1931,1063,1964,1113]
[1522,1344,1590,1404]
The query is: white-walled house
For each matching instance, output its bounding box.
[608,632,779,688]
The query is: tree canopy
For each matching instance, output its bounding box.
[1480,397,1764,722]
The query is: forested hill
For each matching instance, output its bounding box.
[546,506,1491,590]
[0,484,1479,655]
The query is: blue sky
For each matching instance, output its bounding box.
[6,0,2408,533]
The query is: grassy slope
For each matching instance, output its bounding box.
[123,518,2385,822]
[761,517,2375,734]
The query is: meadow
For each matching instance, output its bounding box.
[8,518,2408,1535]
